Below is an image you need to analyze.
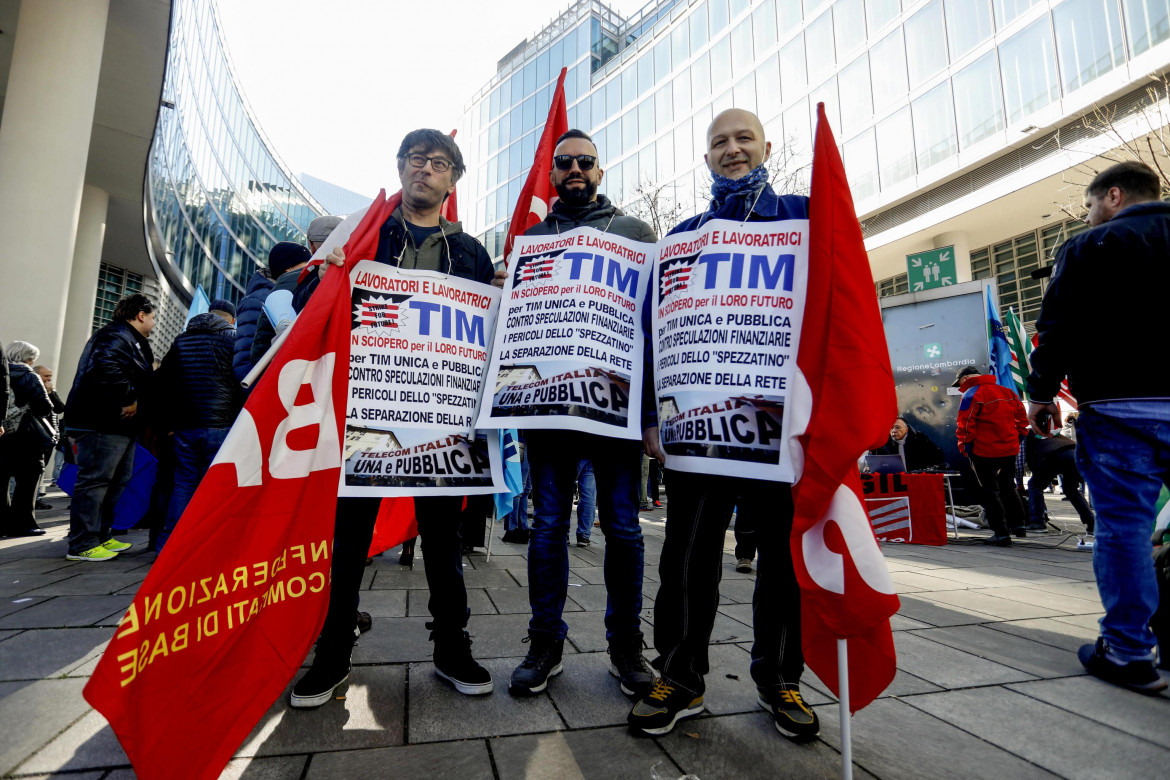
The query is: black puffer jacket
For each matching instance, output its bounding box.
[233,270,274,383]
[65,321,154,435]
[157,313,243,430]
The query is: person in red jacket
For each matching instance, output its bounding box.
[954,365,1029,546]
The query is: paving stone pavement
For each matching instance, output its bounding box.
[1,489,1167,779]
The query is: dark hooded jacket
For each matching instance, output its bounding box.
[873,427,946,471]
[293,208,494,311]
[233,269,274,382]
[156,313,244,430]
[65,321,154,436]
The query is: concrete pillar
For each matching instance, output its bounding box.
[0,0,110,371]
[933,231,972,283]
[57,186,110,391]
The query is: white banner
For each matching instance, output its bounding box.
[340,261,503,496]
[477,226,653,439]
[652,219,810,481]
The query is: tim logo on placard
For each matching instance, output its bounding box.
[512,250,563,287]
[658,253,698,299]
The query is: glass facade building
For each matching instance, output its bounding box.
[459,0,1170,328]
[146,0,323,306]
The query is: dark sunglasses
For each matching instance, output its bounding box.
[553,154,597,171]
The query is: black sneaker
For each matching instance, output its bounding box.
[982,535,1012,547]
[1078,638,1167,695]
[356,610,372,634]
[608,633,654,698]
[758,683,820,738]
[576,534,591,548]
[432,630,493,695]
[1025,523,1048,532]
[290,661,351,708]
[1011,526,1028,538]
[509,632,563,695]
[627,677,704,735]
[502,529,530,544]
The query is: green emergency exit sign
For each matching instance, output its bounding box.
[907,246,956,291]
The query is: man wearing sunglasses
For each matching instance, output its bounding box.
[628,109,818,741]
[289,129,497,708]
[508,129,659,701]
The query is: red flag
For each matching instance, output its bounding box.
[83,192,398,780]
[440,128,459,222]
[502,67,568,262]
[369,497,417,557]
[788,104,901,713]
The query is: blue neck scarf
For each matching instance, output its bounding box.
[709,164,769,210]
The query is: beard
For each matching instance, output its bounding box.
[555,176,597,206]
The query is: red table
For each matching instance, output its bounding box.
[860,472,948,545]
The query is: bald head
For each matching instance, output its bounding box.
[705,109,771,180]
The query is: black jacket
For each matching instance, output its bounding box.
[157,313,244,430]
[6,363,53,420]
[233,270,274,383]
[250,267,304,364]
[293,212,494,311]
[873,429,946,471]
[0,354,9,427]
[1024,431,1076,473]
[65,321,154,435]
[1028,201,1170,404]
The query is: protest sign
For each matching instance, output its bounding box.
[477,226,653,439]
[341,260,503,496]
[652,218,810,481]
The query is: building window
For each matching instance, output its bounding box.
[865,0,900,36]
[691,2,711,53]
[711,35,733,87]
[1123,0,1170,56]
[870,28,907,113]
[834,0,867,59]
[838,53,873,137]
[994,0,1042,29]
[810,77,840,134]
[999,17,1060,124]
[1054,0,1126,94]
[731,16,755,76]
[876,272,909,297]
[876,106,915,188]
[912,81,958,171]
[779,34,807,96]
[754,0,778,53]
[844,128,878,200]
[953,51,1005,149]
[94,263,144,334]
[757,54,782,115]
[945,0,994,60]
[805,11,836,85]
[905,0,948,88]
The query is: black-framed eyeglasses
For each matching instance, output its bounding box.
[553,154,597,171]
[405,154,453,173]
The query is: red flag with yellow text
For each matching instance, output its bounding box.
[83,192,397,780]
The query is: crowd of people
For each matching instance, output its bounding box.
[1,114,1165,750]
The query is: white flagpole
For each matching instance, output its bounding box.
[838,638,852,780]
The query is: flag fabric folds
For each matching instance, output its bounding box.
[986,289,1016,393]
[83,192,397,780]
[501,67,568,263]
[787,103,901,713]
[1003,307,1031,398]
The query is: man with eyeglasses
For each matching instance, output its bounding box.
[289,129,496,707]
[628,109,819,740]
[506,129,659,701]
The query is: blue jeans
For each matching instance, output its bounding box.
[576,460,596,538]
[526,431,644,641]
[67,432,135,554]
[505,446,531,532]
[1076,400,1170,663]
[159,427,230,550]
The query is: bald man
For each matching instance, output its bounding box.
[628,109,818,740]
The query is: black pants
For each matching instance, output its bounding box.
[315,494,471,666]
[733,497,757,561]
[0,436,43,534]
[969,453,1026,537]
[654,470,802,693]
[1028,448,1095,532]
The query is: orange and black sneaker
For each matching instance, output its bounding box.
[627,677,704,736]
[758,683,819,739]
